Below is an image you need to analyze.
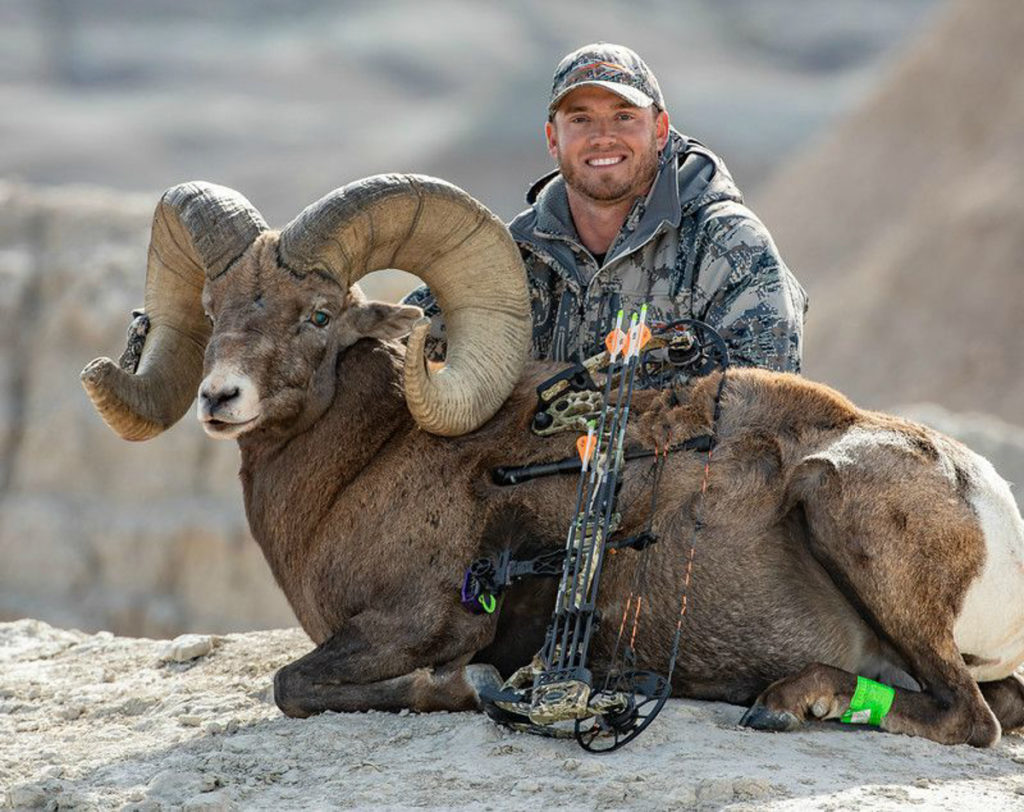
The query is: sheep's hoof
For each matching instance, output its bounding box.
[739,703,802,732]
[465,664,530,726]
[465,664,503,703]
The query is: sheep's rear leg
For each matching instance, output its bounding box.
[742,456,1001,746]
[274,648,501,718]
[980,674,1024,733]
[740,659,997,745]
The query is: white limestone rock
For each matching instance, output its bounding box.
[160,634,214,663]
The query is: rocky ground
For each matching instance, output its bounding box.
[3,619,1024,810]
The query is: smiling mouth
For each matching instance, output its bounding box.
[586,156,625,167]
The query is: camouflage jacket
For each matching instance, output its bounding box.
[404,130,807,370]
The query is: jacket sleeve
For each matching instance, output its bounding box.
[400,284,447,362]
[694,213,808,373]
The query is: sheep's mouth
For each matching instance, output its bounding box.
[201,415,258,439]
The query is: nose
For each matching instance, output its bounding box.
[196,367,259,431]
[589,122,616,146]
[200,385,240,413]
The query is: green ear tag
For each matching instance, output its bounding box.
[840,676,895,726]
[478,594,496,614]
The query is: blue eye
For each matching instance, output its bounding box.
[310,310,331,327]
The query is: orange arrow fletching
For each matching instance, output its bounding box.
[577,433,597,464]
[605,328,627,356]
[606,324,652,357]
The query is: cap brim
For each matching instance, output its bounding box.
[548,80,655,114]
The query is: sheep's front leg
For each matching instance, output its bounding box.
[273,608,501,717]
[299,607,498,686]
[274,650,502,718]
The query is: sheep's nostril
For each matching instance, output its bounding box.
[203,386,240,411]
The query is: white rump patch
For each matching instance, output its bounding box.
[953,452,1024,681]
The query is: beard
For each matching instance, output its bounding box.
[558,134,661,204]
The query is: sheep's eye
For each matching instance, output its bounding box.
[310,310,331,327]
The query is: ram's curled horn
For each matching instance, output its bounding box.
[278,174,531,436]
[81,182,268,441]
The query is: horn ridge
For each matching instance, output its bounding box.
[82,181,268,440]
[278,174,530,436]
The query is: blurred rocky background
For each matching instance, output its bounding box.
[2,0,1021,638]
[754,0,1024,425]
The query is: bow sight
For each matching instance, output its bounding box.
[469,312,731,752]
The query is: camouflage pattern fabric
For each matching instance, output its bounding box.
[529,678,593,724]
[402,130,808,374]
[547,42,665,117]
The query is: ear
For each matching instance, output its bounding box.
[545,120,558,161]
[344,301,424,341]
[655,109,670,150]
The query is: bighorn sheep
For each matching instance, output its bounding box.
[82,176,1024,747]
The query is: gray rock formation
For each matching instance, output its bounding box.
[754,0,1024,425]
[3,0,939,223]
[0,182,295,636]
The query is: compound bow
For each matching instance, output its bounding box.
[467,311,730,751]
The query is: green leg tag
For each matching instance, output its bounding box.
[840,676,895,726]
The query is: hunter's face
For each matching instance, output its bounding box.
[546,85,669,206]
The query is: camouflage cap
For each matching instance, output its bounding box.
[548,43,665,119]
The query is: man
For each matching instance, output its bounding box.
[405,42,807,372]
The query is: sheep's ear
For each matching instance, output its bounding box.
[345,301,424,341]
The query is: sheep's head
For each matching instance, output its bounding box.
[81,175,530,441]
[197,237,422,439]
